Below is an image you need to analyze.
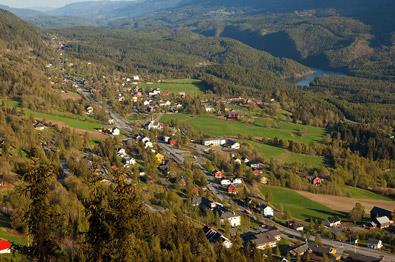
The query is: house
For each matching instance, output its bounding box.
[122,157,136,167]
[232,178,243,185]
[111,128,120,136]
[289,243,309,257]
[227,185,237,195]
[261,204,274,217]
[324,217,341,227]
[155,153,165,164]
[370,206,393,220]
[117,148,127,157]
[160,136,171,143]
[242,231,280,250]
[213,170,224,179]
[312,177,322,186]
[205,106,215,113]
[367,239,383,249]
[133,75,140,83]
[201,198,223,210]
[227,111,239,120]
[85,105,94,114]
[33,121,46,131]
[169,139,177,146]
[0,240,11,254]
[203,226,232,249]
[309,244,340,261]
[344,252,383,262]
[146,121,162,131]
[221,179,232,186]
[249,161,264,170]
[287,221,303,231]
[219,210,241,227]
[191,195,202,207]
[226,140,240,150]
[201,138,227,147]
[374,216,391,229]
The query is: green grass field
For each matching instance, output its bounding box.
[161,114,325,144]
[247,141,324,168]
[261,186,342,221]
[25,109,101,131]
[344,186,393,201]
[139,79,206,95]
[1,98,102,131]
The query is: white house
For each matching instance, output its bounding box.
[144,141,153,149]
[232,178,243,185]
[220,179,232,186]
[367,239,383,249]
[111,128,120,136]
[117,148,127,157]
[323,217,341,228]
[201,138,227,147]
[146,121,162,131]
[220,211,241,227]
[261,205,274,217]
[226,140,240,150]
[122,157,136,167]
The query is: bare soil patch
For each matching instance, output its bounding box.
[297,191,395,213]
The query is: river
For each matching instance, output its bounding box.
[296,68,345,87]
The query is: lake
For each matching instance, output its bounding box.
[296,68,345,86]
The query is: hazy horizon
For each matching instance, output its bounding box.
[0,0,133,9]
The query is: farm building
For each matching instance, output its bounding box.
[374,216,391,229]
[370,207,393,220]
[201,138,226,147]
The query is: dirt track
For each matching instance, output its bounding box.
[37,119,107,139]
[297,191,395,213]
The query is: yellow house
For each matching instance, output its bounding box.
[155,153,165,164]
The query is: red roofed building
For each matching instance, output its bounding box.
[0,240,11,254]
[312,177,321,186]
[160,93,170,97]
[214,170,224,179]
[227,185,237,195]
[169,139,177,146]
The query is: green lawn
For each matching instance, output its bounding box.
[261,186,342,221]
[161,114,325,144]
[139,79,206,95]
[344,186,393,201]
[247,141,324,168]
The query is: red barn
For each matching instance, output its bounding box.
[227,185,237,195]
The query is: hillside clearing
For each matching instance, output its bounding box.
[261,186,341,221]
[161,114,325,144]
[139,79,207,95]
[247,141,324,168]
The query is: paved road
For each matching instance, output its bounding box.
[78,87,133,136]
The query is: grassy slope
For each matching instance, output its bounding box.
[161,113,325,144]
[138,79,206,95]
[344,186,393,201]
[1,98,102,131]
[247,141,324,168]
[261,186,342,221]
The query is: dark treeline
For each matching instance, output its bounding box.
[329,123,395,161]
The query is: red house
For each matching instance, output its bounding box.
[252,170,263,176]
[0,240,11,254]
[312,177,321,186]
[227,185,237,195]
[214,170,224,179]
[169,139,177,146]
